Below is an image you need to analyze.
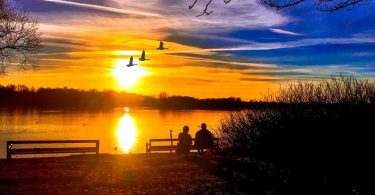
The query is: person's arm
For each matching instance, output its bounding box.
[195,132,200,143]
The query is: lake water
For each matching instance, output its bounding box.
[0,108,232,159]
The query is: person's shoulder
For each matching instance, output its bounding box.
[205,129,213,136]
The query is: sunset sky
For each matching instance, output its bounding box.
[1,0,375,99]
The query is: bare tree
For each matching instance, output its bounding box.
[189,0,231,17]
[1,0,41,74]
[261,0,371,11]
[189,0,372,16]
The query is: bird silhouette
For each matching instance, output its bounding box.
[139,50,150,61]
[157,41,168,50]
[126,56,137,67]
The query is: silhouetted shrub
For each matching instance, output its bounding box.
[267,75,375,104]
[218,76,374,193]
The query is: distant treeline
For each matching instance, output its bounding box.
[0,85,145,109]
[143,92,260,110]
[0,85,262,110]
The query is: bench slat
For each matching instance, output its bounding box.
[10,147,98,154]
[149,138,218,142]
[148,146,214,151]
[146,138,219,158]
[8,140,99,144]
[7,140,100,160]
[149,139,179,142]
[149,146,177,151]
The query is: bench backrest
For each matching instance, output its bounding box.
[7,140,100,159]
[148,138,219,147]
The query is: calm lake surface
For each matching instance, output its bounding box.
[0,108,232,159]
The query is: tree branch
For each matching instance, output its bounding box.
[188,0,372,16]
[261,0,305,10]
[196,0,214,17]
[0,0,41,74]
[317,0,370,12]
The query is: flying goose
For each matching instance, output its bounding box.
[126,56,137,67]
[139,50,150,61]
[157,41,168,50]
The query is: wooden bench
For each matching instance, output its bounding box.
[146,138,219,158]
[6,140,100,160]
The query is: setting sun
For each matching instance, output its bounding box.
[112,59,148,89]
[116,50,139,56]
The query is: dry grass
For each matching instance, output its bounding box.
[265,75,375,104]
[0,154,236,194]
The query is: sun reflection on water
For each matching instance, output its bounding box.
[116,111,137,153]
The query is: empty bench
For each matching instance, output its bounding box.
[146,138,219,158]
[6,140,100,160]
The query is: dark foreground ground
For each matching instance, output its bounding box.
[0,153,240,194]
[0,152,359,194]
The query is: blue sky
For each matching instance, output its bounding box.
[2,0,375,99]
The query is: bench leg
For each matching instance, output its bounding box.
[146,142,149,159]
[6,143,11,160]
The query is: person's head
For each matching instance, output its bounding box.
[201,123,207,130]
[183,125,189,133]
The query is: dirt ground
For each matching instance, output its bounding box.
[0,153,237,194]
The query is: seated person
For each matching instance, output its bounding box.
[176,126,192,157]
[195,123,213,156]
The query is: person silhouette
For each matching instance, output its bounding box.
[195,123,213,156]
[176,126,192,157]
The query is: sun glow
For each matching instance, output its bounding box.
[116,50,139,55]
[116,111,137,153]
[112,59,148,89]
